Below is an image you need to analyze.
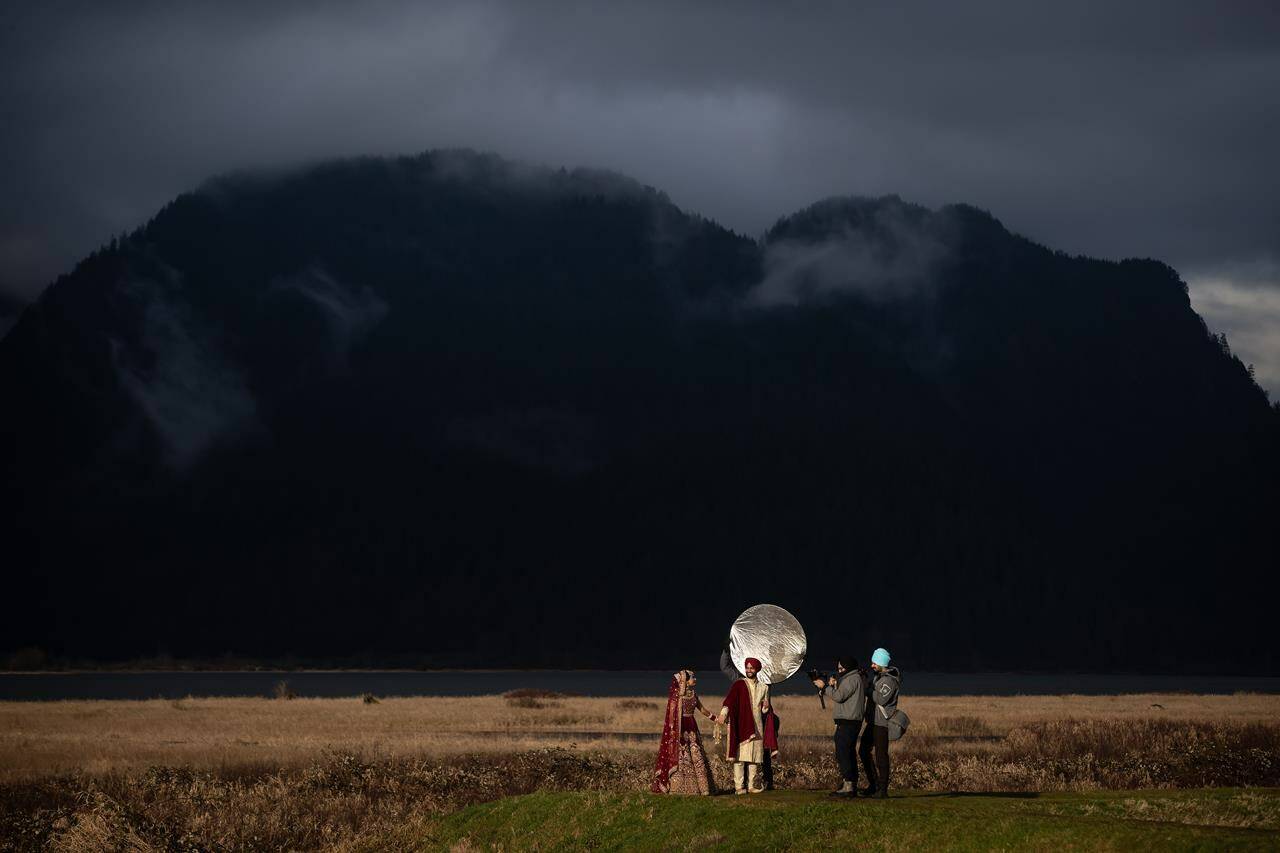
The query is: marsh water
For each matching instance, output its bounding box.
[2,671,1277,701]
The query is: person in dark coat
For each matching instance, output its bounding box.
[859,647,900,798]
[813,655,866,796]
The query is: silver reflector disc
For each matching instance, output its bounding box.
[729,603,807,685]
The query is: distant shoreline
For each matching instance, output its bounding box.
[0,668,592,675]
[4,669,1279,703]
[3,667,1278,676]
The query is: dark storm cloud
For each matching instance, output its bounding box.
[2,1,1278,390]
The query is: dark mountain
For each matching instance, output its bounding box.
[2,150,1276,672]
[0,290,24,340]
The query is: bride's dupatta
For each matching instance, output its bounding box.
[650,671,686,794]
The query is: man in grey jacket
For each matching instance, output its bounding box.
[859,647,899,798]
[812,655,865,796]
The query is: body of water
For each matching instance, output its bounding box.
[1,671,1276,701]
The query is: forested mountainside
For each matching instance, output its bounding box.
[0,291,24,340]
[3,150,1276,672]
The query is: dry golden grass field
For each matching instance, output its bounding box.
[2,691,1278,781]
[2,692,1279,850]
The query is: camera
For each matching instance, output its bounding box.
[807,669,830,708]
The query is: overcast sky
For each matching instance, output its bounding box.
[2,1,1278,394]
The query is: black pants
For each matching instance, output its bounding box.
[763,711,779,789]
[858,722,889,792]
[834,720,860,783]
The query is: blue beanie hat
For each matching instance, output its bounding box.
[871,648,891,667]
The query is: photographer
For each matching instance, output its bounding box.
[811,655,866,797]
[859,647,900,798]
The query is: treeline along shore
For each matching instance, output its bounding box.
[8,669,1280,703]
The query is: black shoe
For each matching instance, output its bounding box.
[858,787,877,797]
[874,790,888,799]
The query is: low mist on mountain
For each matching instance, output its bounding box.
[3,150,1276,672]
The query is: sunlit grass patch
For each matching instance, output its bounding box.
[415,789,1280,852]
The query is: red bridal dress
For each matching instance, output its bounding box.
[651,672,716,795]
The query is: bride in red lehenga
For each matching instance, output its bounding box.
[651,670,719,795]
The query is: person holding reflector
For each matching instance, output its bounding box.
[717,656,775,794]
[717,603,806,793]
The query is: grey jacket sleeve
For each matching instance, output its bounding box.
[827,671,860,703]
[720,650,740,682]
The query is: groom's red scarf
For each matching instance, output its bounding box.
[721,678,778,760]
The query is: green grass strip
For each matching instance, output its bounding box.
[400,787,1280,851]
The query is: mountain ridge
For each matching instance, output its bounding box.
[3,149,1276,673]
